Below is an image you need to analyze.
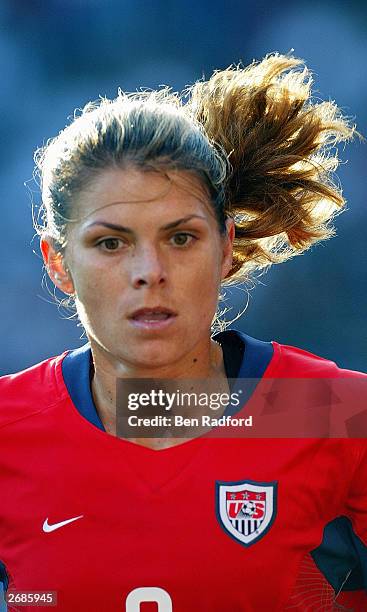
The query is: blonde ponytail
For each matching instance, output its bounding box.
[187,53,356,281]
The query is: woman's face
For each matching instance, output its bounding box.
[43,166,234,370]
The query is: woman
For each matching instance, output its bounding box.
[0,54,366,611]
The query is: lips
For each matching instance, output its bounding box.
[129,307,177,322]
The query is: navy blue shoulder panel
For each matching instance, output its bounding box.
[61,344,105,432]
[312,516,367,592]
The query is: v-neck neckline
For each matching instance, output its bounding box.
[59,330,275,454]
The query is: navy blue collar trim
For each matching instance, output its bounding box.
[213,330,273,379]
[61,344,105,431]
[61,330,274,431]
[214,330,274,417]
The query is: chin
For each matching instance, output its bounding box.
[126,343,183,370]
[133,351,177,369]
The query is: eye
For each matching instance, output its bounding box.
[97,237,125,251]
[170,233,196,247]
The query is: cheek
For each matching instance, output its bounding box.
[181,254,222,311]
[73,272,99,304]
[69,266,113,324]
[194,274,220,300]
[68,252,115,297]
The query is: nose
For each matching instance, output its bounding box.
[130,245,167,289]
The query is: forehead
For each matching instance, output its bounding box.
[74,166,213,223]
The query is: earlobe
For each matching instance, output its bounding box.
[40,236,75,295]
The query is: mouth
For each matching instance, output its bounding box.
[128,307,177,330]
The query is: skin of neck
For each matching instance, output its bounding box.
[89,336,228,440]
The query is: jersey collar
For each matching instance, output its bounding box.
[61,330,274,431]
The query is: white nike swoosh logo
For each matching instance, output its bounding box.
[42,515,84,533]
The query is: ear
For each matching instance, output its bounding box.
[220,217,235,280]
[40,235,75,295]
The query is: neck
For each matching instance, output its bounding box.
[89,336,228,439]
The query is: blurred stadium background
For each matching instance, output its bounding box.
[0,0,366,376]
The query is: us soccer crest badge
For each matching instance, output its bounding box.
[216,480,277,547]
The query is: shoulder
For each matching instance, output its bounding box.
[264,340,366,439]
[268,340,366,379]
[219,329,366,379]
[0,352,69,429]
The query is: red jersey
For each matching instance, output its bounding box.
[0,331,366,611]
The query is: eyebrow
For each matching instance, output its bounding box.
[85,214,207,233]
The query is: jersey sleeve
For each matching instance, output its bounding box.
[285,445,367,609]
[334,442,367,607]
[344,443,367,546]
